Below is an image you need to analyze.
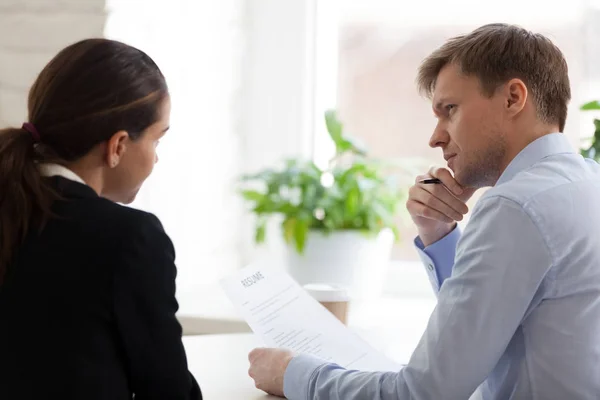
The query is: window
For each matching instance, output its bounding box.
[104,1,323,312]
[315,0,594,264]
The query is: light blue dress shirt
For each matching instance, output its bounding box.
[283,133,600,399]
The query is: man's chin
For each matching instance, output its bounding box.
[455,171,488,189]
[453,169,470,188]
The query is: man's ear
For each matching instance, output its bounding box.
[105,130,129,168]
[504,78,528,117]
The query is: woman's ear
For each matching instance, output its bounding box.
[105,130,129,168]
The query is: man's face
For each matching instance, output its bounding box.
[429,63,508,188]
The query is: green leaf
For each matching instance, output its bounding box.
[338,163,366,184]
[240,168,276,181]
[277,203,298,214]
[282,218,297,244]
[241,190,265,202]
[255,218,267,243]
[324,203,344,228]
[302,184,318,209]
[391,226,400,241]
[325,110,343,148]
[593,119,600,142]
[294,217,309,253]
[345,184,360,218]
[581,101,600,111]
[253,203,273,214]
[339,136,368,156]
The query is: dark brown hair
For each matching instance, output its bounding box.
[0,38,168,282]
[417,23,571,131]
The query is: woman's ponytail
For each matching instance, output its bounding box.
[0,127,57,283]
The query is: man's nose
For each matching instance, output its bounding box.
[429,122,448,148]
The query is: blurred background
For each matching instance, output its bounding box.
[2,0,600,315]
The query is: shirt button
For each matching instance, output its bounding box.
[427,264,434,271]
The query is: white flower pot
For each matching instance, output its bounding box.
[284,229,394,300]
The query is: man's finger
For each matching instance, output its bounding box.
[428,167,464,196]
[420,184,469,215]
[410,182,469,216]
[410,186,464,221]
[406,199,454,223]
[248,348,263,363]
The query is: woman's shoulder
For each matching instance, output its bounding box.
[48,177,170,246]
[93,197,166,236]
[77,197,175,259]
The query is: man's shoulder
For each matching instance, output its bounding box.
[484,154,600,207]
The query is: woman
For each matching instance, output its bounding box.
[0,39,202,399]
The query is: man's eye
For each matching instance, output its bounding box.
[446,104,456,112]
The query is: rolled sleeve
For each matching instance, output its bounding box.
[414,226,461,291]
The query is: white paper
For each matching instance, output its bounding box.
[220,264,401,371]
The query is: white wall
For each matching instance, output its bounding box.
[0,0,106,127]
[105,0,247,295]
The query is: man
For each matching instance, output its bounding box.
[248,23,600,399]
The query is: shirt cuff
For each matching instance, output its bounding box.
[283,354,328,400]
[414,225,461,291]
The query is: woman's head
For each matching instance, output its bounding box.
[29,38,170,202]
[0,38,169,280]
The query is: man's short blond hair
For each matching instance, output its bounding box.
[417,23,571,131]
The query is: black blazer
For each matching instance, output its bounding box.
[0,177,202,400]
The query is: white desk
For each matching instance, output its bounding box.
[179,263,439,398]
[184,326,426,399]
[176,282,436,337]
[184,334,278,399]
[176,260,437,336]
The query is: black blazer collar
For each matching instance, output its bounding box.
[47,176,99,200]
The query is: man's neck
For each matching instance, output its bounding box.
[495,125,560,186]
[500,124,559,175]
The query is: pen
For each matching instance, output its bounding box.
[419,178,442,184]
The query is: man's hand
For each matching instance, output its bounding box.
[248,347,295,397]
[406,167,477,246]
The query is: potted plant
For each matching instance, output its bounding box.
[581,100,600,162]
[240,110,407,299]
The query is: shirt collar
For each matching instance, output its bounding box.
[39,163,87,185]
[496,133,575,186]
